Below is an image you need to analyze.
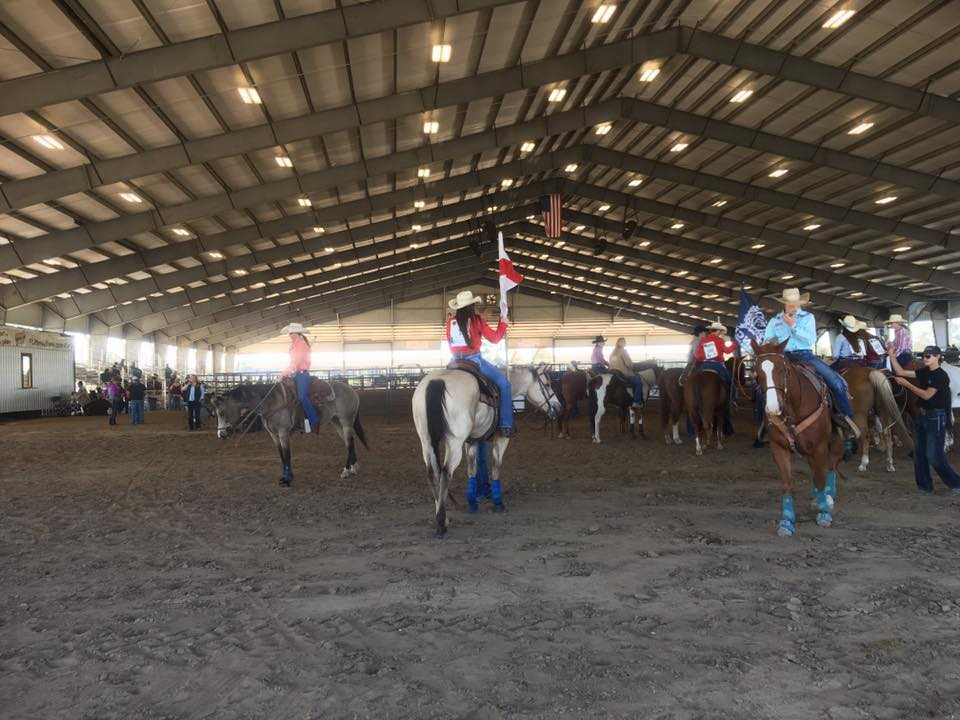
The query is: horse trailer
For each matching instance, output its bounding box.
[0,325,74,415]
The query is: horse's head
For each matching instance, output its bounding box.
[513,364,562,420]
[208,390,243,439]
[750,338,790,416]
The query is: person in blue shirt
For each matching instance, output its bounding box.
[763,288,860,440]
[831,315,864,371]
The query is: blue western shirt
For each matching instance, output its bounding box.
[763,309,817,352]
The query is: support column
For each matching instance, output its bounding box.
[195,342,209,375]
[212,344,224,374]
[931,301,949,348]
[89,334,108,369]
[176,341,190,375]
[124,337,140,370]
[224,346,236,372]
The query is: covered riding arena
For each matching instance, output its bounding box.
[2,1,960,718]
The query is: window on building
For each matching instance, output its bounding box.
[21,353,33,389]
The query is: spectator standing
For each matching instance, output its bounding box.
[889,344,960,495]
[106,377,121,426]
[168,376,183,410]
[129,377,146,425]
[183,374,205,430]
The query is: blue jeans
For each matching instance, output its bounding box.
[460,354,513,429]
[914,410,960,492]
[628,375,645,405]
[294,370,319,427]
[129,400,144,425]
[785,350,853,418]
[592,363,607,374]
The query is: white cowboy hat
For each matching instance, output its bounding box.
[707,321,726,333]
[839,315,858,332]
[447,290,483,311]
[775,287,810,305]
[884,313,907,325]
[283,322,305,335]
[856,320,869,332]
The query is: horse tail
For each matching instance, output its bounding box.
[352,410,369,450]
[870,370,914,451]
[425,379,448,471]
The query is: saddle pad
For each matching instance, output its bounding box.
[794,363,830,406]
[446,360,500,407]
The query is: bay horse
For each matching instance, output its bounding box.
[556,367,594,439]
[412,364,562,537]
[208,378,367,486]
[841,365,913,472]
[752,339,842,536]
[682,358,734,456]
[655,367,685,445]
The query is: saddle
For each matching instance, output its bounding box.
[447,359,501,438]
[281,375,336,431]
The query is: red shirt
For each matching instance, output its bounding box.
[694,333,735,362]
[446,315,507,355]
[285,334,311,375]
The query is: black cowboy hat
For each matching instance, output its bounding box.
[692,323,707,335]
[592,335,606,344]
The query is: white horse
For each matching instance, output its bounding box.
[412,364,562,537]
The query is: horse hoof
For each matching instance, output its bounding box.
[492,502,506,513]
[816,512,833,528]
[433,530,447,539]
[280,478,292,487]
[886,464,896,473]
[857,462,868,472]
[592,438,600,444]
[777,520,796,537]
[467,501,479,514]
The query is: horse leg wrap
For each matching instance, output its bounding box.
[777,495,796,537]
[825,471,838,503]
[491,480,504,509]
[466,476,479,513]
[281,464,293,487]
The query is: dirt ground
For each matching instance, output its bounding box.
[2,403,959,720]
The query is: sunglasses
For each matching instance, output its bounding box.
[923,353,938,359]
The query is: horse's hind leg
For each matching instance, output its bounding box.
[489,436,509,511]
[465,443,480,513]
[884,425,895,473]
[278,428,293,487]
[810,446,834,528]
[856,410,870,472]
[435,439,464,537]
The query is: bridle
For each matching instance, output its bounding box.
[755,350,827,452]
[755,352,793,417]
[529,366,560,420]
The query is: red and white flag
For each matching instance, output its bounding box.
[497,232,523,320]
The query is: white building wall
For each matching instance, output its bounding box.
[0,327,74,413]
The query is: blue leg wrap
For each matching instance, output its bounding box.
[778,494,796,537]
[825,471,838,502]
[466,476,479,513]
[491,479,503,508]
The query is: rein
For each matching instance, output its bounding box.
[530,367,559,419]
[226,381,282,446]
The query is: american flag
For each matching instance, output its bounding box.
[540,194,562,239]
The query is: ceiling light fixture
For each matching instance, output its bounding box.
[598,204,610,212]
[423,120,439,134]
[823,9,855,29]
[892,245,912,253]
[172,228,190,237]
[417,167,430,178]
[670,142,688,152]
[119,192,142,203]
[628,178,642,187]
[298,197,312,207]
[34,134,64,150]
[848,121,875,135]
[208,252,224,260]
[875,195,898,205]
[313,226,324,234]
[781,274,794,280]
[548,87,567,103]
[830,262,845,268]
[237,87,262,104]
[275,156,293,167]
[803,224,821,231]
[768,168,789,178]
[414,200,425,208]
[730,89,753,103]
[638,66,660,82]
[521,141,536,153]
[670,223,684,230]
[751,243,765,249]
[431,44,452,63]
[594,122,612,136]
[501,178,513,188]
[713,200,727,207]
[564,163,579,172]
[591,4,616,24]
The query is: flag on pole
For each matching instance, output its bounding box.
[540,193,562,238]
[497,232,523,321]
[735,287,768,353]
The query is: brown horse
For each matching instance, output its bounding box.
[682,360,733,456]
[556,368,597,438]
[841,365,913,472]
[655,367,685,445]
[752,339,843,536]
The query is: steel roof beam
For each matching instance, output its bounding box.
[0,0,525,118]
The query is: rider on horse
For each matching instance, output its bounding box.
[446,290,514,436]
[283,322,319,433]
[885,313,913,367]
[692,321,736,433]
[762,288,861,441]
[831,315,865,371]
[857,321,888,369]
[591,335,609,374]
[609,337,645,406]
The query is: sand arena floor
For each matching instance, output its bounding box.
[2,404,959,719]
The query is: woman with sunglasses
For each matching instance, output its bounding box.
[889,344,960,495]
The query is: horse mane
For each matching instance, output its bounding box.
[225,382,275,404]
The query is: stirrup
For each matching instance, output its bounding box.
[304,419,312,433]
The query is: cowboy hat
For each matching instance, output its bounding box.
[884,313,907,325]
[839,315,858,332]
[856,320,869,332]
[775,287,810,305]
[707,321,727,333]
[592,335,606,344]
[283,322,305,335]
[448,289,482,311]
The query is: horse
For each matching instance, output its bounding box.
[752,339,843,536]
[556,367,594,439]
[208,378,368,486]
[682,359,734,456]
[412,364,562,537]
[655,367,685,445]
[841,365,913,472]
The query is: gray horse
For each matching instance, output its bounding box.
[412,364,562,537]
[208,379,367,486]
